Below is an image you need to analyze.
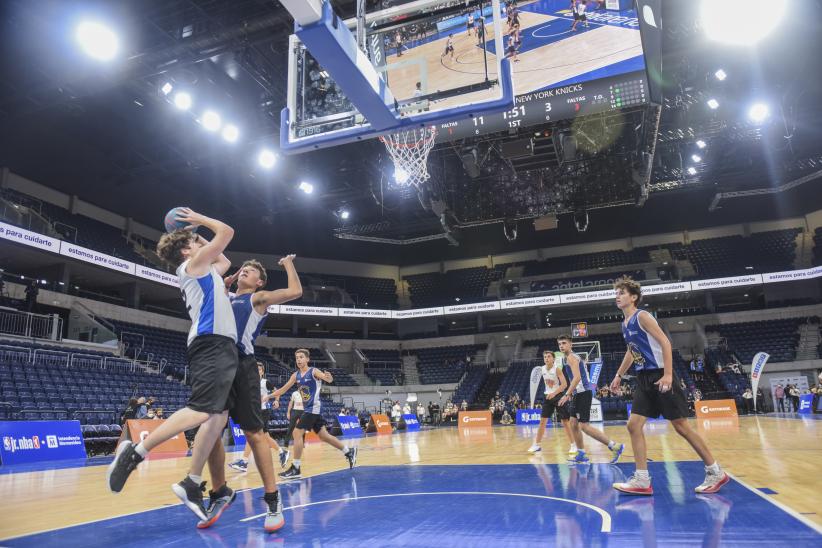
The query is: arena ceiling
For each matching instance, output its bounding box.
[0,0,821,265]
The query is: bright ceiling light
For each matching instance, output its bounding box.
[707,98,719,109]
[298,181,314,194]
[161,82,173,95]
[258,149,277,169]
[687,167,697,175]
[340,209,350,220]
[714,69,727,81]
[221,124,239,143]
[748,102,770,123]
[691,154,702,163]
[174,92,192,110]
[394,167,409,184]
[76,21,119,61]
[701,0,787,46]
[201,110,221,132]
[696,139,706,149]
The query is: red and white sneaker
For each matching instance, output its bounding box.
[613,473,654,495]
[694,469,729,494]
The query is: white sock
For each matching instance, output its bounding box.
[635,469,650,480]
[279,448,286,454]
[608,441,615,450]
[188,474,203,484]
[342,445,349,453]
[134,443,148,458]
[706,462,721,474]
[293,459,301,468]
[570,444,577,451]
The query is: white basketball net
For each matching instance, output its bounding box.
[379,126,437,187]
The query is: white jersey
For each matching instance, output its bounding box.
[541,364,563,398]
[290,390,304,411]
[177,260,237,346]
[259,377,272,410]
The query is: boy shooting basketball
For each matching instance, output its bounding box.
[610,277,728,495]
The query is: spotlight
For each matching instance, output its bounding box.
[701,0,786,46]
[160,82,173,95]
[258,149,277,169]
[394,167,409,184]
[221,124,239,143]
[696,139,706,149]
[691,154,702,163]
[707,98,719,109]
[76,21,119,61]
[174,92,192,110]
[340,209,350,220]
[298,181,314,194]
[201,110,221,132]
[748,103,769,123]
[714,69,727,81]
[687,167,697,175]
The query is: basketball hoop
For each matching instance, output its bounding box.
[379,126,437,187]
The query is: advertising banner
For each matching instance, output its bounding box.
[798,394,814,415]
[369,413,393,435]
[338,415,364,437]
[229,418,246,447]
[695,399,738,418]
[458,410,492,427]
[60,242,135,275]
[516,409,542,425]
[750,352,770,412]
[0,420,87,465]
[0,221,62,253]
[401,414,420,432]
[124,419,188,452]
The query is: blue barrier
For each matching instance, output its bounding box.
[516,409,543,425]
[229,418,246,446]
[402,414,421,432]
[0,420,87,465]
[798,394,814,415]
[338,415,364,437]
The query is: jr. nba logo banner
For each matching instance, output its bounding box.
[750,352,770,412]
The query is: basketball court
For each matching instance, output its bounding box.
[2,416,821,545]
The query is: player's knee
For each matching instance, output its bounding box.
[244,429,265,443]
[671,419,690,435]
[627,418,643,435]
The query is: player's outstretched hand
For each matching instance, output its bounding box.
[278,254,296,266]
[175,207,208,228]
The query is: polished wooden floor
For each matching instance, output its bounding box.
[1,415,821,540]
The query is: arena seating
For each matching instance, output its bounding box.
[405,266,506,308]
[705,317,809,363]
[1,188,148,265]
[414,344,485,384]
[109,319,188,379]
[450,366,488,406]
[265,269,397,309]
[522,249,651,277]
[814,228,822,266]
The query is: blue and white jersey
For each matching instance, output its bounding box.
[177,261,237,346]
[296,367,322,414]
[229,292,267,356]
[621,310,664,371]
[563,353,593,394]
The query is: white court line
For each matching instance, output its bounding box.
[240,491,613,532]
[0,468,338,542]
[725,471,822,535]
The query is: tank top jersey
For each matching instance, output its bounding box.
[290,390,304,412]
[176,260,237,346]
[621,310,664,372]
[259,377,272,410]
[564,352,594,394]
[541,364,563,398]
[230,292,268,356]
[296,366,322,414]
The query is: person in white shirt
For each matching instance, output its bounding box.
[402,402,412,415]
[392,401,402,423]
[285,389,305,448]
[416,402,426,421]
[528,351,573,453]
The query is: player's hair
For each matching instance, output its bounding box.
[256,361,265,369]
[156,230,196,267]
[295,348,310,359]
[542,350,555,359]
[556,335,572,343]
[614,276,643,305]
[241,259,268,286]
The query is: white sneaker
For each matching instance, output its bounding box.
[613,473,653,495]
[567,446,578,457]
[695,469,729,494]
[527,444,542,453]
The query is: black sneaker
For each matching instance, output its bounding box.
[106,441,144,493]
[172,477,208,521]
[279,464,301,479]
[263,491,285,532]
[196,484,236,529]
[344,447,358,469]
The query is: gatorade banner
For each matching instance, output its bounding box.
[369,413,393,435]
[229,418,246,447]
[338,415,364,437]
[458,410,492,427]
[0,420,86,465]
[529,366,543,407]
[750,352,770,412]
[401,414,420,432]
[589,359,604,386]
[124,419,188,453]
[695,399,738,418]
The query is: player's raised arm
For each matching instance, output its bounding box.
[252,254,303,309]
[175,208,234,276]
[314,368,334,384]
[271,372,297,398]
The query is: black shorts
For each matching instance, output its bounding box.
[573,12,581,20]
[632,369,689,420]
[542,394,570,420]
[296,412,326,434]
[227,353,265,432]
[580,13,587,21]
[186,335,238,414]
[569,390,593,423]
